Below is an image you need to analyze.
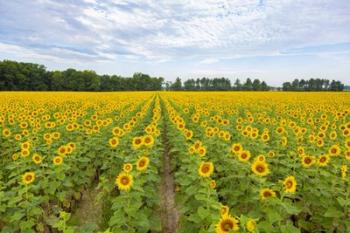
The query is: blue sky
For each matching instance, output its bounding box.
[0,0,350,86]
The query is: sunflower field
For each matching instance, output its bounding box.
[0,91,350,233]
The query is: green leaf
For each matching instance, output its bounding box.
[197,206,209,220]
[280,222,300,233]
[266,208,282,223]
[324,207,344,218]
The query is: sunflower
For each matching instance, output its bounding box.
[185,130,193,140]
[193,140,202,150]
[210,180,216,189]
[22,172,35,185]
[255,154,266,162]
[21,149,30,157]
[136,156,150,171]
[132,136,143,149]
[329,145,341,156]
[267,151,275,157]
[32,153,42,165]
[216,214,239,233]
[251,161,269,177]
[57,146,67,156]
[188,146,196,155]
[143,135,154,147]
[220,205,229,216]
[238,150,251,162]
[259,188,276,200]
[345,138,350,149]
[109,137,119,148]
[115,172,133,191]
[318,154,330,166]
[231,143,243,154]
[123,163,133,173]
[283,176,297,193]
[345,150,350,161]
[2,128,11,137]
[301,155,315,168]
[53,156,63,166]
[341,165,348,179]
[198,161,214,177]
[246,219,256,232]
[12,153,19,161]
[198,146,207,157]
[21,141,31,150]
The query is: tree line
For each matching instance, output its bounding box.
[282,79,344,91]
[0,60,164,91]
[167,77,270,91]
[0,60,346,91]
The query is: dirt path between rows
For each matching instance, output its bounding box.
[160,105,179,233]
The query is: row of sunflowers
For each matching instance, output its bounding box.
[1,91,350,233]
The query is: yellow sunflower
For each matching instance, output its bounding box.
[109,137,119,148]
[57,145,67,156]
[246,219,257,232]
[345,150,350,161]
[198,146,207,157]
[123,163,133,173]
[259,188,276,200]
[136,156,150,171]
[32,153,42,165]
[132,136,143,149]
[143,135,154,147]
[210,180,216,189]
[21,149,30,157]
[301,155,315,168]
[216,214,239,233]
[329,145,341,156]
[53,156,63,166]
[231,143,243,154]
[220,205,229,217]
[345,138,350,149]
[115,172,133,191]
[22,172,35,185]
[251,161,269,177]
[238,150,251,162]
[283,176,297,193]
[198,161,214,177]
[318,154,330,166]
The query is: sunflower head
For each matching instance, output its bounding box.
[143,135,154,147]
[216,214,239,233]
[231,143,242,154]
[198,146,207,157]
[22,172,35,185]
[109,137,119,148]
[123,163,133,173]
[301,155,315,168]
[238,150,251,162]
[32,153,42,165]
[246,219,257,232]
[132,136,143,149]
[115,172,133,191]
[136,156,150,171]
[251,161,269,177]
[259,188,276,200]
[318,154,330,166]
[53,156,63,166]
[220,205,229,216]
[198,161,214,177]
[329,145,341,156]
[210,180,216,189]
[283,176,297,193]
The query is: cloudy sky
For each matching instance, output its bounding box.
[0,0,350,86]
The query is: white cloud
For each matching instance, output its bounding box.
[0,0,350,84]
